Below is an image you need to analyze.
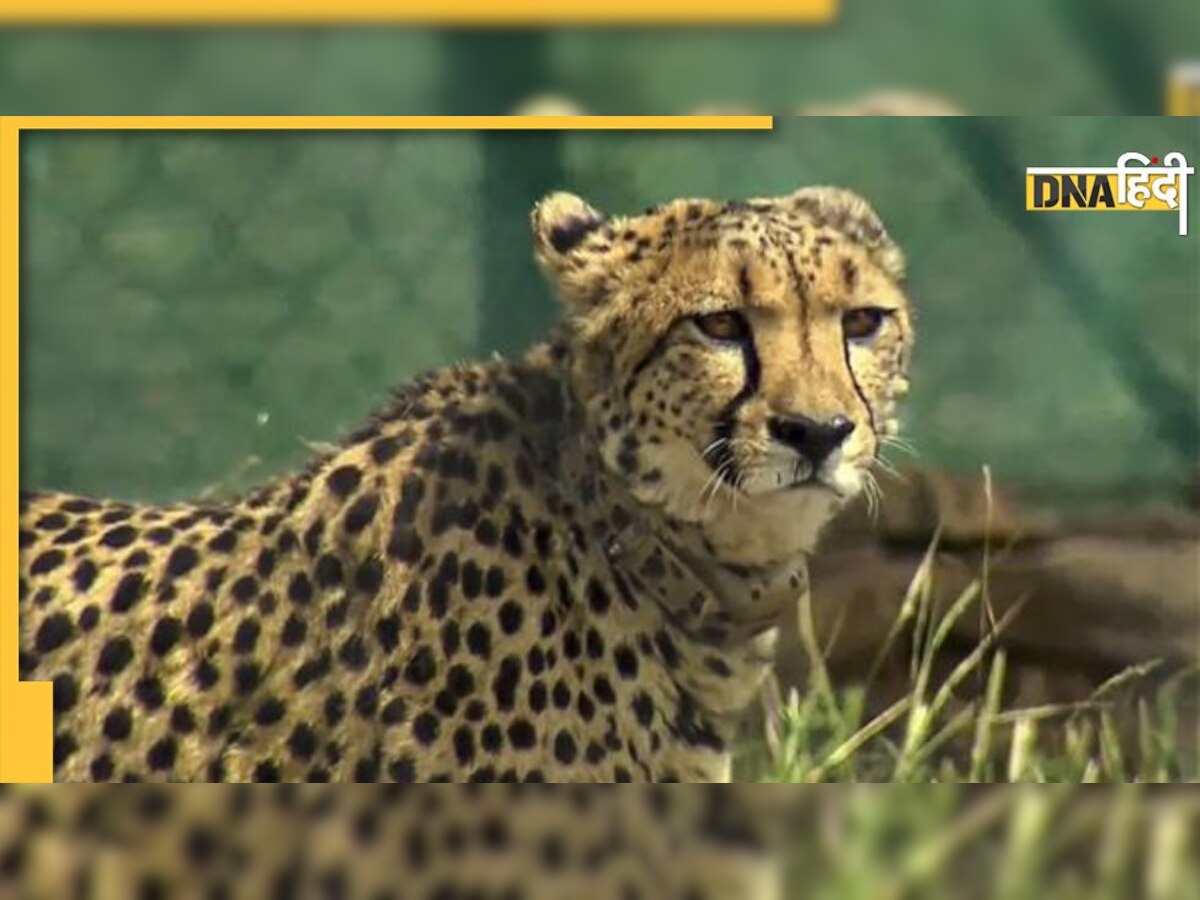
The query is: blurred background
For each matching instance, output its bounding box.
[1,0,1198,116]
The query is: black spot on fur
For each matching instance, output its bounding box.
[548,208,607,253]
[149,616,183,656]
[30,549,65,575]
[70,560,97,593]
[34,613,73,654]
[326,465,362,498]
[165,545,199,578]
[96,636,134,676]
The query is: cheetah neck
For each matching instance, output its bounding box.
[542,345,806,721]
[545,338,809,633]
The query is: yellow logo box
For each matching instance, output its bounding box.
[1024,152,1192,235]
[1024,173,1176,211]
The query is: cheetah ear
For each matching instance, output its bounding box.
[787,186,883,234]
[531,192,614,309]
[788,186,906,282]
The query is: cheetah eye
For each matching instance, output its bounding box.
[842,307,891,343]
[694,311,750,343]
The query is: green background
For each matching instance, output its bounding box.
[1,0,1198,116]
[18,118,1199,511]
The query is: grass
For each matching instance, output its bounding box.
[734,527,1199,898]
[739,527,1197,784]
[768,787,1200,900]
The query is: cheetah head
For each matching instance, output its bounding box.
[532,187,913,564]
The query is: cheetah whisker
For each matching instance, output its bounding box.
[699,463,731,521]
[880,434,919,458]
[700,436,730,463]
[861,469,883,523]
[872,453,902,478]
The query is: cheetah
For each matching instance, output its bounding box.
[17,185,913,784]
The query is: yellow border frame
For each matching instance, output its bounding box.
[0,0,836,24]
[0,114,773,783]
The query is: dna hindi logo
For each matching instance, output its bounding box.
[1025,151,1193,236]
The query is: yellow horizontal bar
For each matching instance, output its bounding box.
[0,0,836,25]
[10,115,774,132]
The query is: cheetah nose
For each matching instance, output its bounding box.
[768,414,856,468]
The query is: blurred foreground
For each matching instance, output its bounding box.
[0,786,1196,899]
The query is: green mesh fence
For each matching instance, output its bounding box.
[19,118,1200,510]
